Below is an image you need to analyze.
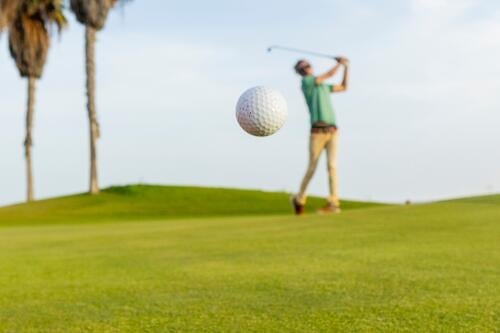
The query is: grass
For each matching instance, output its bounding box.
[0,186,498,332]
[0,185,383,226]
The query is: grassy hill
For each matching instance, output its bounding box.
[0,185,384,226]
[0,186,498,332]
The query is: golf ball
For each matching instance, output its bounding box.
[236,86,288,137]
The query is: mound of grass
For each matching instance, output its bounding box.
[0,185,384,226]
[442,194,500,205]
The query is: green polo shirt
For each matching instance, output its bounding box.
[301,75,336,127]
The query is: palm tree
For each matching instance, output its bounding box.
[70,0,129,195]
[8,0,66,202]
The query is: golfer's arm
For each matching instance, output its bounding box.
[332,65,349,93]
[315,64,341,85]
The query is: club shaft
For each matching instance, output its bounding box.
[268,45,336,59]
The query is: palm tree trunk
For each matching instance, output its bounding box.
[86,26,100,194]
[25,76,36,202]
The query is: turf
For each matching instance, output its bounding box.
[0,186,498,332]
[0,185,383,226]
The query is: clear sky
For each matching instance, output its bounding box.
[1,0,499,205]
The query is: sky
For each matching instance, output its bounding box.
[1,0,500,205]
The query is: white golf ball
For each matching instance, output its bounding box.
[236,86,288,137]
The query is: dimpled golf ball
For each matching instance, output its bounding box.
[236,86,288,137]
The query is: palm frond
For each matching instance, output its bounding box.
[70,0,130,30]
[0,0,20,31]
[25,0,67,32]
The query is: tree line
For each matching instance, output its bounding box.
[0,0,131,202]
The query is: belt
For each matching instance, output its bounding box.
[311,126,337,134]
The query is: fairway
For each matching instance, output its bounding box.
[0,187,499,332]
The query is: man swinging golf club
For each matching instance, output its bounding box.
[292,57,350,215]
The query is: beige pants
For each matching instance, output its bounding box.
[297,131,339,206]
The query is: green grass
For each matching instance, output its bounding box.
[0,185,383,226]
[0,186,498,332]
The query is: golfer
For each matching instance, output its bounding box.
[292,57,350,215]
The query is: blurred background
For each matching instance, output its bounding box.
[1,0,499,205]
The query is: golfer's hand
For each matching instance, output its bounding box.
[336,57,349,66]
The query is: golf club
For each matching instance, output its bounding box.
[267,45,338,60]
